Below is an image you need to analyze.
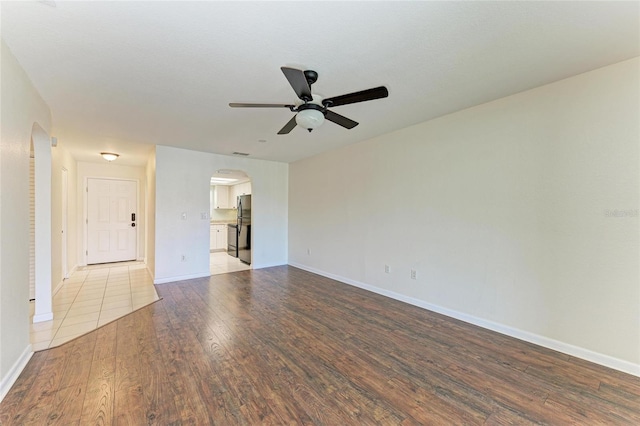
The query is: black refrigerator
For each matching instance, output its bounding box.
[237,194,251,264]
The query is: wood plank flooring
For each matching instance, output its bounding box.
[1,266,639,424]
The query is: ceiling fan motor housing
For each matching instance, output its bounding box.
[304,70,318,86]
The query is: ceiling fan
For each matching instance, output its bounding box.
[229,67,388,134]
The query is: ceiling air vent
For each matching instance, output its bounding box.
[232,152,250,156]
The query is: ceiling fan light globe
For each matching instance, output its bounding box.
[295,109,325,131]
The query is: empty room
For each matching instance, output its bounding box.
[1,1,638,424]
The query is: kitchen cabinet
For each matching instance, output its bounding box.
[212,186,231,209]
[218,225,228,250]
[210,224,228,251]
[229,185,238,208]
[229,182,252,208]
[239,182,252,195]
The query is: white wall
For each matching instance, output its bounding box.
[154,145,288,283]
[289,58,640,375]
[145,148,156,279]
[51,144,77,291]
[0,41,52,398]
[76,161,146,266]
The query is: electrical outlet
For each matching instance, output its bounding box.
[181,255,186,262]
[410,269,417,280]
[307,248,310,255]
[181,212,187,220]
[201,212,208,220]
[384,265,390,273]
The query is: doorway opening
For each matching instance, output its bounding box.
[209,169,251,275]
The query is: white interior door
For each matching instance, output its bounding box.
[87,178,137,264]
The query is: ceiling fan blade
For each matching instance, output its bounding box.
[277,116,298,135]
[281,67,312,101]
[325,110,359,129]
[323,86,388,108]
[229,103,293,108]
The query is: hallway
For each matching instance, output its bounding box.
[30,262,159,351]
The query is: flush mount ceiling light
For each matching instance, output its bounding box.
[100,152,119,162]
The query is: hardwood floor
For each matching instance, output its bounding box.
[1,266,638,424]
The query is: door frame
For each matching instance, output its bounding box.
[83,176,140,266]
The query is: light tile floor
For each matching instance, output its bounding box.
[30,261,159,351]
[210,251,250,275]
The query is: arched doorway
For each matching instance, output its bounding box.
[209,169,251,275]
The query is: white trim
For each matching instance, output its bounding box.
[53,279,64,296]
[146,263,154,281]
[250,261,285,270]
[154,271,210,284]
[53,262,77,295]
[0,345,33,402]
[32,312,54,323]
[289,262,640,378]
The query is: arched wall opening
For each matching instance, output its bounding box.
[209,169,252,274]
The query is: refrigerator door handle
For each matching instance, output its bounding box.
[237,197,242,237]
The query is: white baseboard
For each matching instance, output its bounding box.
[146,264,154,281]
[55,264,78,296]
[154,271,211,285]
[0,345,33,402]
[53,279,64,296]
[289,262,640,378]
[32,312,54,323]
[252,261,286,270]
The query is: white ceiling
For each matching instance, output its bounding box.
[2,1,638,166]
